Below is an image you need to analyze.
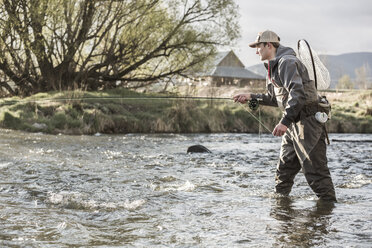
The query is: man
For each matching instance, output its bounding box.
[234,30,336,201]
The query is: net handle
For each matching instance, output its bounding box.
[298,39,317,89]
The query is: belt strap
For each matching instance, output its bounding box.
[323,125,330,145]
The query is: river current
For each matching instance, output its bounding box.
[0,129,371,247]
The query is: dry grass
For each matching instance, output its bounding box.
[0,88,370,134]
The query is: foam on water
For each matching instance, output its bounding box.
[339,174,372,189]
[47,191,146,211]
[150,180,196,192]
[0,162,12,169]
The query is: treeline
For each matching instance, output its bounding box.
[0,0,239,96]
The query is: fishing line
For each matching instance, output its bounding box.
[237,102,272,133]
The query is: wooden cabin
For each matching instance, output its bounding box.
[194,50,265,89]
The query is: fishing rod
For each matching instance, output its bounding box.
[0,95,233,105]
[1,95,273,133]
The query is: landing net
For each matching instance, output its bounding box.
[297,39,330,90]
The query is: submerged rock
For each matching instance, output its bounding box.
[187,145,211,153]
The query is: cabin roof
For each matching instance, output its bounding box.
[203,50,264,79]
[208,66,265,79]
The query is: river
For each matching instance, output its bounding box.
[0,129,371,247]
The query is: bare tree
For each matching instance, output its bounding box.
[336,74,354,89]
[0,0,239,96]
[355,63,371,89]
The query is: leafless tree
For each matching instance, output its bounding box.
[355,63,371,89]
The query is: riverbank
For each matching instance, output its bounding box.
[0,88,371,134]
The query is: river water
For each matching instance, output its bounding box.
[0,129,371,247]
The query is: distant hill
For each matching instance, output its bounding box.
[320,52,372,88]
[247,52,372,88]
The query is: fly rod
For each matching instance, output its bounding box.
[2,96,233,104]
[1,95,273,133]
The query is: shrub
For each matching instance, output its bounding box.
[51,113,67,129]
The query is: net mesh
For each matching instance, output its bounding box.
[297,39,330,90]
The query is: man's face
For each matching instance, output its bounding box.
[255,43,269,61]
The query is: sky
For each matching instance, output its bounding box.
[232,0,372,67]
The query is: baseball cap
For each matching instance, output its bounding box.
[249,30,280,48]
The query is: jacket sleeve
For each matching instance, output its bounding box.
[250,83,278,107]
[278,59,306,127]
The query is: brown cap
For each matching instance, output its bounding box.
[249,30,280,48]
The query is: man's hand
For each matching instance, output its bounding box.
[272,123,288,137]
[233,93,251,104]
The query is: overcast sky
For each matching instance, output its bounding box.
[232,0,372,66]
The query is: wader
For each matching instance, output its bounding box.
[275,108,336,201]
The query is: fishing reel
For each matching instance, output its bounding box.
[248,98,259,111]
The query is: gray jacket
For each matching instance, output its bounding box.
[252,45,318,127]
[252,45,325,162]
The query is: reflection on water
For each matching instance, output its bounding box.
[0,129,371,247]
[270,197,335,247]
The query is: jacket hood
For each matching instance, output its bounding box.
[265,45,297,69]
[275,45,296,59]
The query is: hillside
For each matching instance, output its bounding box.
[320,52,372,88]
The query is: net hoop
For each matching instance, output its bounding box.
[298,39,317,89]
[297,39,330,90]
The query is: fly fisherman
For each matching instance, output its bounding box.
[233,30,336,202]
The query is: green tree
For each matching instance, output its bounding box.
[336,74,354,89]
[0,0,239,96]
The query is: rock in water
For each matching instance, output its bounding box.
[187,145,211,153]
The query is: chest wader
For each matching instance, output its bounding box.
[274,82,336,201]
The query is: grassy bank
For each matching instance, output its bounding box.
[0,89,371,134]
[321,90,372,133]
